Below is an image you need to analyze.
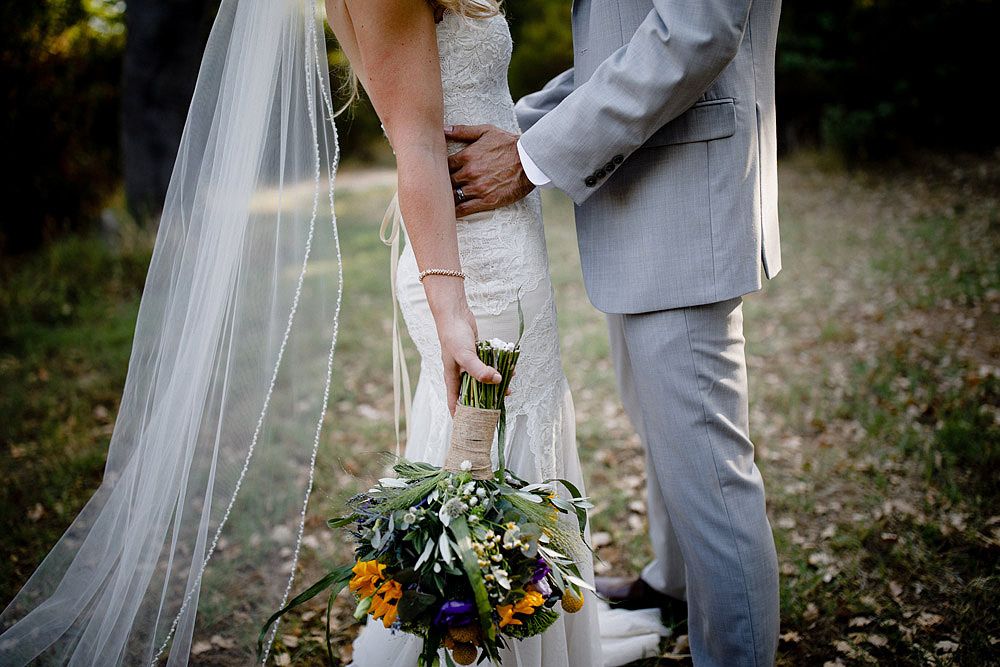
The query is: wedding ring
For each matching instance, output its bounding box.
[455,187,467,203]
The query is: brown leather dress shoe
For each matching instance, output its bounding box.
[595,576,688,628]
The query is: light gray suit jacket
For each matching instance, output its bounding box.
[516,0,782,314]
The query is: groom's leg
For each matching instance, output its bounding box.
[607,314,687,601]
[619,297,779,667]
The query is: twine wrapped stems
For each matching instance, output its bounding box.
[444,339,520,479]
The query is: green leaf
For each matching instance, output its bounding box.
[354,594,373,620]
[256,563,353,660]
[398,590,437,623]
[545,477,589,533]
[448,516,496,645]
[328,515,359,529]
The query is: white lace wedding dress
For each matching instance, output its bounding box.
[350,11,666,667]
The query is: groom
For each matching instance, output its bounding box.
[445,0,782,665]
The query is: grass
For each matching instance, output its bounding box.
[2,153,998,665]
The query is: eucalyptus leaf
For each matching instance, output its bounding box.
[415,536,436,569]
[439,532,454,566]
[564,574,597,592]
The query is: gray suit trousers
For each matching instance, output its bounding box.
[607,298,779,667]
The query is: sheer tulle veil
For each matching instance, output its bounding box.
[0,0,342,663]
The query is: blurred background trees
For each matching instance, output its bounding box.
[1,0,125,254]
[1,0,997,255]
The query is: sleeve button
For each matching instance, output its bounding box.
[605,161,615,172]
[584,176,597,187]
[595,168,606,179]
[613,154,624,164]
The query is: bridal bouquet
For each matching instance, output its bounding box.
[260,338,594,666]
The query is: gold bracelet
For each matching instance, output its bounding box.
[418,268,467,282]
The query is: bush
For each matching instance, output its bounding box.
[776,1,1000,158]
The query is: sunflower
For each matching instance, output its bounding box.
[349,559,385,599]
[369,579,404,628]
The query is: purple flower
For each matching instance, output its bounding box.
[530,559,550,583]
[531,577,552,598]
[434,599,475,627]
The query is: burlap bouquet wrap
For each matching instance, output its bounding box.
[443,404,500,480]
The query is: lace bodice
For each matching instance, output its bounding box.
[394,11,567,482]
[437,11,520,136]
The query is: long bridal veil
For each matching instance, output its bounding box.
[0,0,342,664]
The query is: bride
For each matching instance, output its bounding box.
[0,0,662,664]
[328,0,601,665]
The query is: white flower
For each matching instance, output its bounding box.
[438,498,468,527]
[485,338,516,351]
[460,460,472,472]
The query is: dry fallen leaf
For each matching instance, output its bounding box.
[916,612,944,628]
[849,617,873,628]
[867,634,888,648]
[210,635,235,650]
[27,504,44,521]
[935,640,959,653]
[191,641,213,656]
[591,532,613,549]
[780,630,801,643]
[274,653,291,666]
[281,635,299,649]
[888,580,903,599]
[803,603,820,622]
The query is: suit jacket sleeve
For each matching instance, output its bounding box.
[520,0,752,205]
[514,68,575,133]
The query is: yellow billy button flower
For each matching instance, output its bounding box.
[369,579,404,628]
[349,559,386,599]
[561,588,584,613]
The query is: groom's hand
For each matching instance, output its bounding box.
[445,124,535,217]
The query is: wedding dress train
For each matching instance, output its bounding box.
[349,11,665,667]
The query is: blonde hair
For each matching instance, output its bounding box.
[333,0,503,115]
[435,0,502,19]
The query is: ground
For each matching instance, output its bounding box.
[1,153,998,665]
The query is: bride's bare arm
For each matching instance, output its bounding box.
[325,0,500,413]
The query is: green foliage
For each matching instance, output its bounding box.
[776,1,1000,158]
[0,1,126,254]
[505,1,574,100]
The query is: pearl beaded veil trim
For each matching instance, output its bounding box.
[0,1,342,664]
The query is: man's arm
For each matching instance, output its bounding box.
[514,68,575,133]
[521,0,752,204]
[448,0,752,212]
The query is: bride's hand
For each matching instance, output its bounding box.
[425,276,502,415]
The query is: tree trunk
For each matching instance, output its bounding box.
[122,0,216,226]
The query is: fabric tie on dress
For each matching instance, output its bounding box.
[380,192,413,457]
